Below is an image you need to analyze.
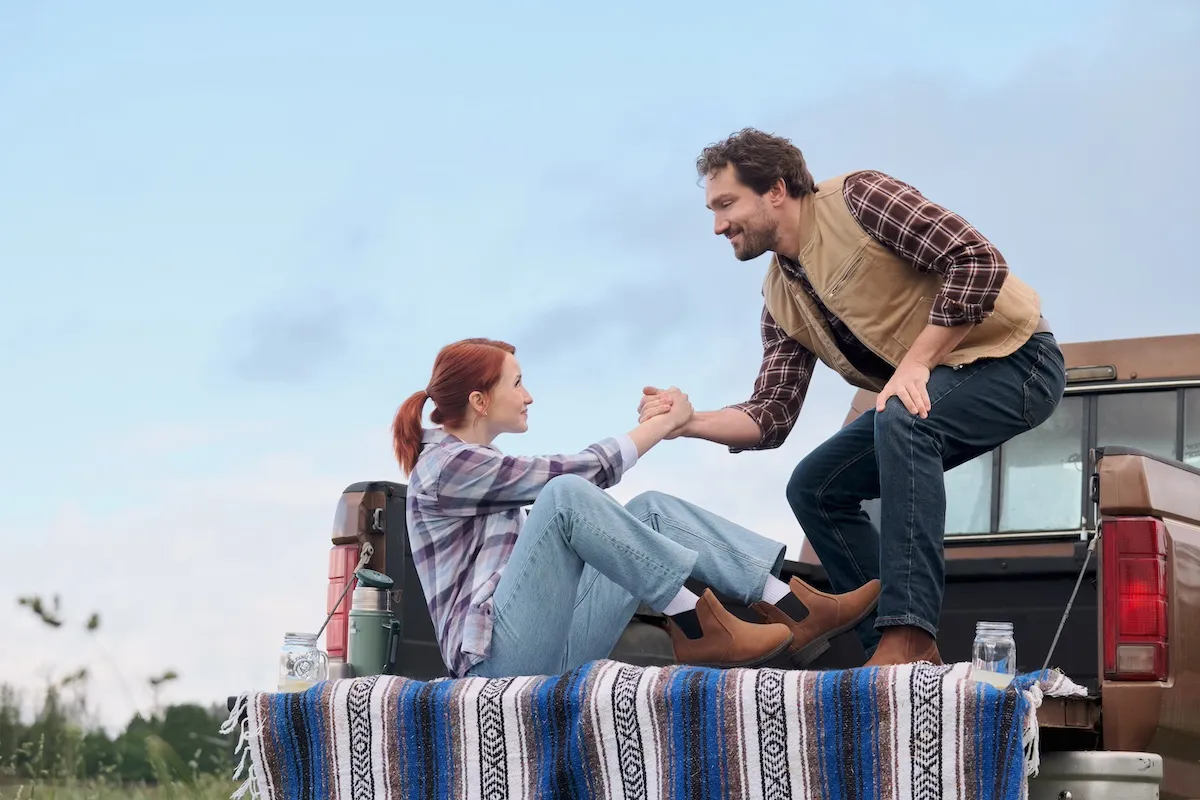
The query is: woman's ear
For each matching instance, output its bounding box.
[468,390,487,417]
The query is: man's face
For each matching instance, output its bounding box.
[704,165,779,261]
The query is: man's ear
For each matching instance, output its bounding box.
[768,178,789,207]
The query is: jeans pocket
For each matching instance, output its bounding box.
[1022,341,1065,428]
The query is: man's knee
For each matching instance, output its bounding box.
[872,396,919,438]
[786,457,823,517]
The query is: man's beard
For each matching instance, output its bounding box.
[731,220,777,261]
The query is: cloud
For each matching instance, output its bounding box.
[226,291,375,382]
[218,142,409,383]
[96,419,278,456]
[514,275,748,365]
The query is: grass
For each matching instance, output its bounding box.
[0,776,237,799]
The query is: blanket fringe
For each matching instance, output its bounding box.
[1023,679,1043,778]
[1016,667,1086,789]
[219,691,263,800]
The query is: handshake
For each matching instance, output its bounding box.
[637,385,693,439]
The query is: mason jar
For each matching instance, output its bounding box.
[971,621,1017,676]
[278,632,328,692]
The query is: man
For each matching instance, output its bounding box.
[639,128,1066,666]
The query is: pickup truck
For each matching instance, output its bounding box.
[320,332,1199,799]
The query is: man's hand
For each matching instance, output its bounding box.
[662,387,694,433]
[875,359,932,418]
[875,321,975,418]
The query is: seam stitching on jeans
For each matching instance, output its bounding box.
[929,354,1002,405]
[1021,345,1048,428]
[905,410,916,620]
[566,508,692,609]
[491,505,570,621]
[639,509,772,573]
[814,446,877,585]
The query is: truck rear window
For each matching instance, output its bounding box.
[942,386,1200,537]
[1185,389,1200,468]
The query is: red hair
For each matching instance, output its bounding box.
[392,337,516,474]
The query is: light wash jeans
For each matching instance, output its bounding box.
[465,474,786,678]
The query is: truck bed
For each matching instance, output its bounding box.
[392,538,1100,690]
[787,545,1099,688]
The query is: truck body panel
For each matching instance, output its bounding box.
[1094,448,1200,799]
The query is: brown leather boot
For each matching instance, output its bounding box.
[750,577,881,667]
[668,589,794,668]
[862,625,943,668]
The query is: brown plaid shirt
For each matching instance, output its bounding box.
[728,170,1010,451]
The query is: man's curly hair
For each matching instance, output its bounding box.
[696,128,817,198]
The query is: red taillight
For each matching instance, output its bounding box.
[1102,516,1169,681]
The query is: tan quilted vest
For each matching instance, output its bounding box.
[762,172,1041,392]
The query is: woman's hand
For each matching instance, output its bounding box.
[627,386,693,455]
[638,386,675,421]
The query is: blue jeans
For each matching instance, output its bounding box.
[465,474,786,678]
[786,332,1067,653]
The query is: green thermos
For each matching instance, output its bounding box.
[347,568,402,678]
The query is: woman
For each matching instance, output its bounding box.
[394,337,880,679]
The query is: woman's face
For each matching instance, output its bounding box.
[482,353,533,435]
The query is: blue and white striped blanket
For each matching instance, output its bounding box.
[222,659,1085,800]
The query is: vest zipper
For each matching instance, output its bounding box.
[823,251,865,300]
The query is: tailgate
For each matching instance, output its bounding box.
[789,540,1100,691]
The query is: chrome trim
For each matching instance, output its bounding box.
[1065,378,1200,394]
[945,529,1088,544]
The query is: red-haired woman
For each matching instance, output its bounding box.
[394,338,880,679]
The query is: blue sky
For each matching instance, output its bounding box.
[2,0,1197,729]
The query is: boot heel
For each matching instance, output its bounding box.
[790,637,830,668]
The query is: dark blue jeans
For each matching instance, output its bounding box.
[786,332,1067,653]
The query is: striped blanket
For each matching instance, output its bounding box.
[221,659,1085,800]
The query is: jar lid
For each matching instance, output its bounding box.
[354,568,394,589]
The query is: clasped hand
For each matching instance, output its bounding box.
[637,385,692,438]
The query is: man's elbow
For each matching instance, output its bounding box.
[728,424,787,453]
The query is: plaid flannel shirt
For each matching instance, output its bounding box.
[404,428,637,677]
[728,170,1011,451]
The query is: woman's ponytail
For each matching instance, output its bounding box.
[392,337,517,475]
[393,389,430,475]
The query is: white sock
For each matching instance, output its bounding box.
[662,587,699,616]
[762,576,792,604]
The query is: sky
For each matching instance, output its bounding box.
[1,0,1197,731]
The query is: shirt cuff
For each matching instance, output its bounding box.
[931,295,988,326]
[617,434,639,470]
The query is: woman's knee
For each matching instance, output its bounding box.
[623,489,668,517]
[543,473,593,495]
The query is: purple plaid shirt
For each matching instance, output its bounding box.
[404,428,637,677]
